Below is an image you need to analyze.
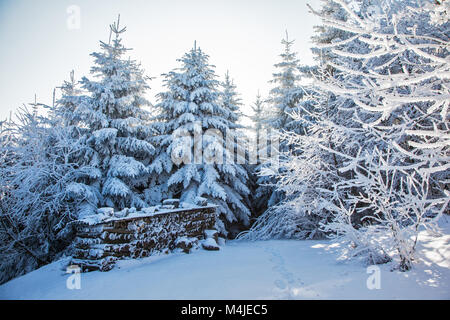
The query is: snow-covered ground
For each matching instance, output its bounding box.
[1,219,449,300]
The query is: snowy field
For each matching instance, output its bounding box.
[1,220,449,300]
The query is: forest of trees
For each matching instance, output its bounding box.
[0,0,448,284]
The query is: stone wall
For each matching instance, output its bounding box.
[70,205,218,272]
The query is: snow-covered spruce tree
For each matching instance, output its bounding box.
[266,31,306,137]
[219,71,254,235]
[247,91,272,216]
[219,71,247,181]
[254,32,307,213]
[220,71,243,129]
[49,71,103,219]
[249,91,265,163]
[149,44,250,236]
[50,70,81,126]
[71,16,154,212]
[307,0,449,270]
[241,30,330,240]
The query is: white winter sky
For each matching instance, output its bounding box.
[0,0,321,127]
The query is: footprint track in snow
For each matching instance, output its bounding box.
[265,246,299,299]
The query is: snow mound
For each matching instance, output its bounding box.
[1,219,449,300]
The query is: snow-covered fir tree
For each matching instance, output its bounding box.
[219,71,247,184]
[249,91,265,163]
[49,72,104,219]
[247,92,271,216]
[255,32,306,211]
[266,32,305,135]
[51,70,80,126]
[1,18,155,283]
[149,43,251,236]
[219,71,254,235]
[220,71,243,129]
[68,16,154,213]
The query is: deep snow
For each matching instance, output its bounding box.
[1,219,449,300]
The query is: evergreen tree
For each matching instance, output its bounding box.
[248,91,271,216]
[220,71,243,129]
[50,72,103,219]
[256,32,306,211]
[69,16,154,212]
[149,43,251,235]
[249,91,265,163]
[267,31,305,136]
[219,71,254,236]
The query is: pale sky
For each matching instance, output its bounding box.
[0,0,321,126]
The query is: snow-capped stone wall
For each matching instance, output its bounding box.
[70,203,218,272]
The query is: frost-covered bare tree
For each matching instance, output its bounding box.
[311,0,449,176]
[0,102,88,284]
[312,0,448,270]
[322,145,447,270]
[243,0,448,271]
